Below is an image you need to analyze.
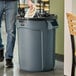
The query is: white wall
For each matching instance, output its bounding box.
[64,0,72,76]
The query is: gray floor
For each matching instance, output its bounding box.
[0,61,63,76]
[0,20,64,76]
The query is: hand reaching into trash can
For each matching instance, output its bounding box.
[18,0,35,17]
[25,0,36,18]
[28,0,34,10]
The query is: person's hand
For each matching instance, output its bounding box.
[28,0,34,10]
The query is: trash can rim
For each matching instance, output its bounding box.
[17,16,57,21]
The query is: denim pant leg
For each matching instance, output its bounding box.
[0,2,4,50]
[5,1,17,59]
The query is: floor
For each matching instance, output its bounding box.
[0,61,63,76]
[0,20,64,76]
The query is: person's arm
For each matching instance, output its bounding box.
[27,0,34,9]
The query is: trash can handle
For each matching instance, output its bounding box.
[46,20,58,30]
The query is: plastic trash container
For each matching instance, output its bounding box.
[17,15,58,72]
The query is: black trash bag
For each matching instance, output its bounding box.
[34,11,51,18]
[18,8,25,17]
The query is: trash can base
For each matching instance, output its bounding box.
[19,68,54,72]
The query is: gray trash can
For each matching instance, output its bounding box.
[17,15,58,72]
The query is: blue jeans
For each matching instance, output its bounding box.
[0,1,17,59]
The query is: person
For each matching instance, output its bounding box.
[0,0,34,68]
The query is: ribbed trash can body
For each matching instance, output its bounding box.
[17,16,58,72]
